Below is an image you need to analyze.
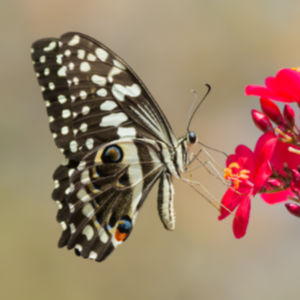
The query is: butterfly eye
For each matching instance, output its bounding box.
[101,145,123,163]
[115,217,132,242]
[188,131,197,144]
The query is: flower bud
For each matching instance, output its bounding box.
[283,104,295,127]
[260,98,284,125]
[267,178,282,188]
[251,109,273,132]
[285,203,300,217]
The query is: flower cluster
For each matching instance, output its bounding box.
[219,68,300,238]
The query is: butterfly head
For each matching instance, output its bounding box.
[187,131,197,145]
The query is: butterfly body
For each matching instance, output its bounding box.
[31,32,195,261]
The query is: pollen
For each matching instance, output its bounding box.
[224,162,250,189]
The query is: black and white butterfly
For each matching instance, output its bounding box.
[31,32,203,262]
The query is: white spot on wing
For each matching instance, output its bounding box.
[68,203,75,213]
[58,94,67,104]
[56,201,62,210]
[108,67,122,83]
[100,100,117,111]
[70,223,76,234]
[89,251,97,260]
[79,123,88,132]
[43,41,56,52]
[80,61,91,72]
[81,105,90,115]
[64,49,71,57]
[79,90,87,99]
[68,62,74,70]
[98,228,109,243]
[117,127,136,137]
[95,47,108,62]
[91,74,107,86]
[44,68,50,76]
[75,244,82,253]
[86,138,94,150]
[87,53,96,61]
[60,221,67,231]
[70,140,78,152]
[77,49,86,59]
[54,180,60,189]
[61,126,69,135]
[57,66,66,77]
[99,112,128,127]
[73,77,79,85]
[82,225,94,241]
[111,83,141,101]
[113,59,126,70]
[80,170,91,185]
[68,34,80,46]
[96,88,107,97]
[82,204,95,218]
[48,82,55,90]
[77,188,91,202]
[39,55,46,63]
[62,109,71,118]
[77,161,86,171]
[56,54,63,64]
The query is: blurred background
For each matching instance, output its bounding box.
[1,1,300,299]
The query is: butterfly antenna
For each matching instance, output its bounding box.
[186,83,211,132]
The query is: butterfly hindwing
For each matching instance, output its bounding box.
[52,139,164,261]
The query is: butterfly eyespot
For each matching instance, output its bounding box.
[101,145,123,163]
[115,216,132,242]
[188,131,197,144]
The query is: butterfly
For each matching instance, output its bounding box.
[31,32,203,262]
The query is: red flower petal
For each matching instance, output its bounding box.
[246,69,300,103]
[226,145,253,171]
[270,140,300,173]
[218,188,242,220]
[266,69,300,101]
[260,188,294,204]
[252,132,277,192]
[232,196,251,238]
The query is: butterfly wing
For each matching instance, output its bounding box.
[53,139,164,261]
[31,33,177,261]
[31,32,177,159]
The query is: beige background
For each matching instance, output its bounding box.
[1,1,300,299]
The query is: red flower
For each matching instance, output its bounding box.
[260,140,300,204]
[219,132,277,238]
[245,68,300,103]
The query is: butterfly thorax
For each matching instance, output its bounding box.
[159,136,189,178]
[171,131,197,177]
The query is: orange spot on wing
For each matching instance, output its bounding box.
[115,230,127,242]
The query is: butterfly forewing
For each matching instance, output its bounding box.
[31,32,179,261]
